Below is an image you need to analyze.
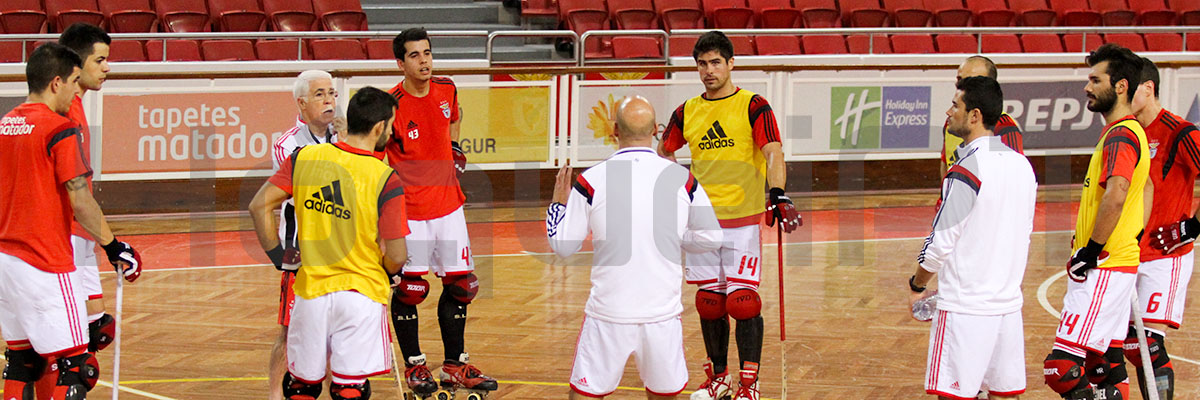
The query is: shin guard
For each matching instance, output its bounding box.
[330,381,371,400]
[391,300,423,361]
[437,290,468,362]
[53,352,98,400]
[734,314,764,369]
[699,316,730,374]
[2,348,44,400]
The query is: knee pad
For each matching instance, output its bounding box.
[2,348,45,383]
[393,275,430,306]
[330,381,371,400]
[1125,326,1172,370]
[55,352,99,394]
[283,372,322,400]
[442,273,479,304]
[695,290,727,320]
[88,313,115,352]
[1044,350,1089,396]
[726,289,761,320]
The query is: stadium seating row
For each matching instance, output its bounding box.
[531,0,1200,30]
[0,37,394,62]
[0,0,366,34]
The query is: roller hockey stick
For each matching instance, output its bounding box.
[777,224,787,400]
[1131,289,1160,400]
[111,276,123,400]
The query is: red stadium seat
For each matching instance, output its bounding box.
[1128,0,1176,24]
[201,39,255,60]
[1188,32,1200,49]
[155,0,211,32]
[146,39,202,61]
[255,39,311,60]
[656,0,706,29]
[754,35,801,54]
[1104,33,1147,51]
[100,0,158,33]
[1144,33,1183,50]
[965,0,1016,26]
[107,39,147,61]
[748,0,801,28]
[799,0,841,27]
[522,0,559,17]
[1020,33,1065,52]
[925,0,972,26]
[44,0,105,32]
[668,35,699,56]
[847,34,891,53]
[311,38,366,60]
[208,0,266,31]
[981,34,1022,52]
[702,0,755,28]
[612,36,663,58]
[891,34,935,53]
[0,0,49,34]
[1093,0,1137,25]
[560,0,611,58]
[1062,33,1103,51]
[262,0,317,31]
[312,0,368,31]
[801,34,847,54]
[1168,0,1200,24]
[1048,0,1102,26]
[885,0,933,26]
[1008,0,1058,26]
[729,35,756,55]
[0,42,25,62]
[365,39,393,59]
[840,0,890,27]
[935,33,977,52]
[609,0,659,28]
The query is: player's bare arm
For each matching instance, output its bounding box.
[761,142,785,190]
[657,141,677,162]
[1143,179,1153,228]
[65,174,114,245]
[382,237,407,276]
[450,106,462,142]
[1091,175,1130,246]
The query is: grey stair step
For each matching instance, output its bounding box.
[360,0,475,5]
[365,3,502,24]
[433,44,565,61]
[370,22,521,32]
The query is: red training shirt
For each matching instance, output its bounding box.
[67,95,94,241]
[1140,109,1200,261]
[386,77,466,221]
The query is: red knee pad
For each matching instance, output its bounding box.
[695,290,726,320]
[725,289,761,320]
[442,273,479,304]
[1123,333,1143,368]
[1044,357,1086,395]
[394,276,430,306]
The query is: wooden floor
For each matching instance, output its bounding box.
[5,188,1200,399]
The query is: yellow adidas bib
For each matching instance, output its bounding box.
[1073,117,1150,269]
[681,89,767,223]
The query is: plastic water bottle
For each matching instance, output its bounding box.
[912,291,940,322]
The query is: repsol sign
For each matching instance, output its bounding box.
[1000,81,1106,149]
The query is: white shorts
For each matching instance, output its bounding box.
[287,290,393,384]
[70,235,103,302]
[403,206,473,277]
[0,251,88,356]
[685,225,761,293]
[1055,269,1137,354]
[926,310,1026,399]
[569,316,688,397]
[1136,251,1194,329]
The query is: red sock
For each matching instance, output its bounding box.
[33,357,55,400]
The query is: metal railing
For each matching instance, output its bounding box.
[485,30,578,65]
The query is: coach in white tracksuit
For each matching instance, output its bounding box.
[548,96,724,400]
[907,76,1038,400]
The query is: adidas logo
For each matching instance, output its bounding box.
[303,180,352,220]
[949,381,959,390]
[406,120,420,140]
[697,121,735,150]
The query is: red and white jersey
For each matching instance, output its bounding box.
[0,103,92,273]
[919,136,1037,315]
[1139,109,1200,261]
[546,147,723,323]
[386,78,465,221]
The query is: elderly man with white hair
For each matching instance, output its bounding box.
[268,69,343,400]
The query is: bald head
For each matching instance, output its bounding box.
[614,95,656,139]
[957,56,997,82]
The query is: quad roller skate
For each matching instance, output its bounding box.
[402,354,444,400]
[732,363,760,400]
[437,353,498,399]
[691,359,733,400]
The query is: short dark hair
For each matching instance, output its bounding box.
[956,76,1004,130]
[347,86,398,135]
[1139,56,1160,99]
[392,28,430,60]
[27,43,82,94]
[1086,43,1144,102]
[692,31,734,61]
[58,23,110,59]
[965,55,998,80]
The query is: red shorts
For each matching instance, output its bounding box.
[279,271,296,326]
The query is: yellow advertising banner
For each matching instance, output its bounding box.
[101,91,296,174]
[455,86,551,163]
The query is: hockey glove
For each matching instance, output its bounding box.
[1152,216,1199,254]
[1067,239,1107,282]
[451,141,467,178]
[765,187,801,233]
[266,244,300,272]
[102,239,142,282]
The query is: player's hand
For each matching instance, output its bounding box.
[451,141,467,178]
[552,162,573,204]
[765,187,801,233]
[102,239,142,282]
[1067,239,1107,282]
[1151,216,1199,254]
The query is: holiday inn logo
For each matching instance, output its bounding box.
[830,86,931,150]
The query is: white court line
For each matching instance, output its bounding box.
[1037,269,1200,367]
